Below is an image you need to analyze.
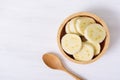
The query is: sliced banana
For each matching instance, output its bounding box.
[76,17,95,35]
[65,22,71,33]
[61,34,82,55]
[69,17,80,34]
[87,41,101,56]
[84,23,106,43]
[73,42,94,61]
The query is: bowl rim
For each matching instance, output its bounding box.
[57,12,110,64]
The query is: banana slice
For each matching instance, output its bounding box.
[87,41,101,56]
[61,34,82,55]
[65,22,71,33]
[76,17,95,35]
[73,42,94,61]
[84,23,106,43]
[69,17,80,34]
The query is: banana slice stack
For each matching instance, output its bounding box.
[62,17,106,61]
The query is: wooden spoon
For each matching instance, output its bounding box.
[42,53,82,80]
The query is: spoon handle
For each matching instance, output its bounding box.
[62,67,82,80]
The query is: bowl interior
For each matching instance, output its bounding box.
[57,12,110,64]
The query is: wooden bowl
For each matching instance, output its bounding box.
[57,12,110,64]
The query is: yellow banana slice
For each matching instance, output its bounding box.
[61,34,82,55]
[87,41,101,56]
[76,17,95,35]
[69,17,80,34]
[73,42,94,61]
[84,23,106,43]
[65,22,71,33]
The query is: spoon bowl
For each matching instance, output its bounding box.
[42,53,63,70]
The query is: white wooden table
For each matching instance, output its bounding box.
[0,0,120,80]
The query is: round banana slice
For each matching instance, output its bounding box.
[84,23,106,43]
[61,34,82,55]
[73,42,94,61]
[76,17,95,35]
[87,41,101,56]
[65,22,71,33]
[69,17,80,34]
